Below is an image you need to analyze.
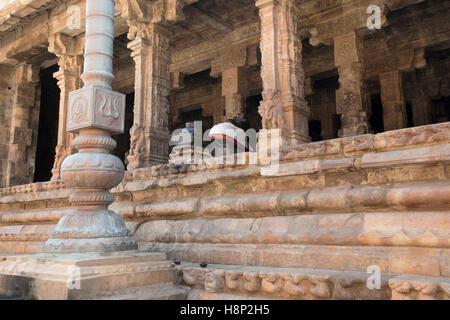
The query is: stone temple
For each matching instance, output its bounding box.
[0,0,448,300]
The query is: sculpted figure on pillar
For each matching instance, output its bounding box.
[259,89,286,130]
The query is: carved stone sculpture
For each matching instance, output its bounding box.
[41,0,137,253]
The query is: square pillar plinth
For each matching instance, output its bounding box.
[0,252,179,300]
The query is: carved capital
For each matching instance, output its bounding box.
[334,32,364,67]
[211,46,247,78]
[120,0,184,40]
[49,33,84,57]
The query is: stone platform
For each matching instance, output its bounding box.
[0,123,448,300]
[0,251,181,300]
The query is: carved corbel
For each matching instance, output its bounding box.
[171,71,185,89]
[49,33,84,57]
[210,46,248,78]
[120,0,185,40]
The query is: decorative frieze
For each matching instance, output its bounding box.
[181,265,392,300]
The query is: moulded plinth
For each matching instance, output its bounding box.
[0,251,176,300]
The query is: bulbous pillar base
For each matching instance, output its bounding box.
[41,209,138,254]
[41,237,138,254]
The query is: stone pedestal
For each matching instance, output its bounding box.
[0,252,180,300]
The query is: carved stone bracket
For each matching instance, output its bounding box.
[119,0,185,40]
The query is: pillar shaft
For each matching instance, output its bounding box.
[5,63,39,187]
[127,24,171,170]
[334,32,369,137]
[380,70,406,131]
[82,0,115,88]
[222,66,248,120]
[0,66,14,188]
[256,0,310,146]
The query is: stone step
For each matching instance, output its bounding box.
[177,263,450,300]
[0,252,177,299]
[145,242,449,278]
[95,283,189,300]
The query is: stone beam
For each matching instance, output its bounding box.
[184,5,232,33]
[170,22,260,75]
[379,70,407,131]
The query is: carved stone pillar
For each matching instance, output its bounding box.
[256,0,310,146]
[5,63,40,187]
[380,70,406,131]
[221,67,248,120]
[334,32,369,137]
[41,0,136,254]
[211,47,249,121]
[48,33,84,181]
[411,88,431,127]
[0,65,14,188]
[120,0,185,170]
[126,24,171,170]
